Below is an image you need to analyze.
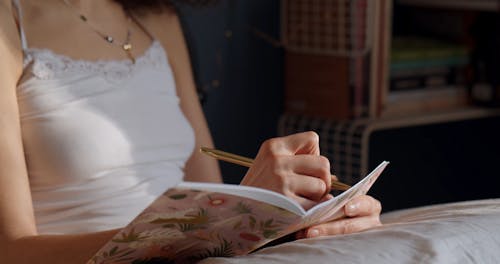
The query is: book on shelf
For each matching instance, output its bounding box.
[391,36,469,62]
[390,66,451,79]
[378,34,473,116]
[390,66,466,91]
[88,161,390,264]
[390,57,469,72]
[390,36,470,72]
[383,85,469,116]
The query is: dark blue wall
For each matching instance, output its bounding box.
[178,1,284,183]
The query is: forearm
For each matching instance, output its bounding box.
[4,229,119,264]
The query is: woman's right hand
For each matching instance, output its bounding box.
[240,131,333,209]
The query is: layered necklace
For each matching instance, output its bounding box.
[62,0,135,63]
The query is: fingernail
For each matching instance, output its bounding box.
[307,229,320,238]
[346,202,359,215]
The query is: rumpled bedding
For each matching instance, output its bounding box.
[200,199,500,263]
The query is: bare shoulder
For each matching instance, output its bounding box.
[138,10,185,50]
[0,0,18,39]
[139,9,181,32]
[0,0,11,9]
[0,0,23,82]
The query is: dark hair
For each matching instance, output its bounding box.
[114,0,217,11]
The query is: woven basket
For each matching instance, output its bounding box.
[281,0,376,57]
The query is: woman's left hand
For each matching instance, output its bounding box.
[296,194,382,238]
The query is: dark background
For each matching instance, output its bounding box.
[368,116,500,211]
[176,1,500,212]
[177,0,283,184]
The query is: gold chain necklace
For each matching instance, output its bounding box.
[62,0,135,63]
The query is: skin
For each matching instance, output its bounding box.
[0,0,381,263]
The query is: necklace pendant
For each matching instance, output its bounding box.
[123,44,135,64]
[104,36,114,43]
[123,43,132,51]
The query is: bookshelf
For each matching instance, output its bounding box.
[378,2,500,208]
[380,0,500,117]
[279,0,500,210]
[280,0,500,133]
[281,0,500,120]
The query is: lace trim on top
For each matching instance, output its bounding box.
[22,40,166,81]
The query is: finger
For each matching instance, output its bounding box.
[331,174,338,181]
[345,195,382,217]
[292,194,332,215]
[289,155,330,177]
[288,174,328,202]
[290,194,319,210]
[262,131,321,157]
[286,154,331,190]
[320,194,334,203]
[303,215,382,238]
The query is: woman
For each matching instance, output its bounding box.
[0,0,382,263]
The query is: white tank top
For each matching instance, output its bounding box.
[13,1,195,234]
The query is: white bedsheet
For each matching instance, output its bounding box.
[200,199,500,264]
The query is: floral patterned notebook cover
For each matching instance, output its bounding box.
[88,161,389,264]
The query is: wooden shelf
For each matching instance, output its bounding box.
[397,0,499,11]
[372,107,500,131]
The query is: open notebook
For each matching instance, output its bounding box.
[88,161,389,264]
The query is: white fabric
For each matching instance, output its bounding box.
[18,40,195,234]
[200,199,500,263]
